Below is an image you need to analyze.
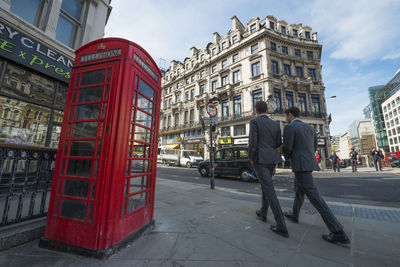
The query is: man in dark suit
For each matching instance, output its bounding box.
[249,101,288,237]
[282,107,350,245]
[370,147,383,171]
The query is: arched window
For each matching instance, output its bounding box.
[56,0,83,47]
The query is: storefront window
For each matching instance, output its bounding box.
[49,110,64,148]
[1,63,56,105]
[0,96,50,146]
[55,83,68,109]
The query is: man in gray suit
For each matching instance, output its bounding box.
[249,101,288,237]
[282,107,350,245]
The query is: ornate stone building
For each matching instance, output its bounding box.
[160,15,331,165]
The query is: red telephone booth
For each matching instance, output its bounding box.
[39,38,161,258]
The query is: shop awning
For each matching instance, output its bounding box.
[163,144,180,149]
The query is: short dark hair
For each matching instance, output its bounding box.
[285,106,300,117]
[255,101,268,113]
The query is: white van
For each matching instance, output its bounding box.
[157,147,203,168]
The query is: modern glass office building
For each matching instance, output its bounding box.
[368,70,400,152]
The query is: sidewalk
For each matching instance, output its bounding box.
[1,178,399,267]
[276,166,400,175]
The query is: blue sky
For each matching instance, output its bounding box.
[104,0,400,135]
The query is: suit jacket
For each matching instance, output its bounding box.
[370,150,381,161]
[248,114,283,165]
[283,119,319,172]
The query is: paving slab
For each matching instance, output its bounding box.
[352,251,400,267]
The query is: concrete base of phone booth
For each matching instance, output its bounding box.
[39,220,154,259]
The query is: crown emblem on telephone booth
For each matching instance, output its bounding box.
[97,43,106,50]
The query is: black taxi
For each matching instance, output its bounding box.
[197,146,256,181]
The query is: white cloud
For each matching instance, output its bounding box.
[306,0,400,61]
[382,49,400,60]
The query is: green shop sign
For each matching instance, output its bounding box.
[0,21,73,83]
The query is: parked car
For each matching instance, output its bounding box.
[197,146,256,181]
[390,157,400,168]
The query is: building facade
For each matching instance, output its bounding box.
[382,89,400,152]
[335,132,350,161]
[160,15,330,165]
[357,120,376,167]
[363,104,372,120]
[368,85,387,151]
[0,0,112,148]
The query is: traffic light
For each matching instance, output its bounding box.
[211,125,216,132]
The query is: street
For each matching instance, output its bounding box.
[156,165,400,208]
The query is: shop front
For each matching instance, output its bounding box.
[0,20,72,149]
[233,137,249,146]
[219,137,232,147]
[183,138,205,157]
[0,20,73,226]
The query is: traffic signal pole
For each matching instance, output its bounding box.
[209,124,215,189]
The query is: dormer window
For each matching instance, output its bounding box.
[186,64,189,69]
[281,26,286,34]
[221,42,226,50]
[293,29,298,37]
[269,21,275,30]
[232,35,238,44]
[191,61,194,67]
[305,31,311,39]
[212,47,217,56]
[200,54,204,61]
[250,23,257,33]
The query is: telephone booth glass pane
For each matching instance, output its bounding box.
[57,67,112,222]
[122,78,155,216]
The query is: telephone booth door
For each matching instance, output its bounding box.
[43,63,118,250]
[41,38,161,258]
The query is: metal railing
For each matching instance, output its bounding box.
[0,144,56,226]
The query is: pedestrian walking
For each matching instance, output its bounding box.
[248,101,288,238]
[370,147,383,171]
[315,150,322,171]
[282,107,350,245]
[329,151,340,172]
[349,148,359,172]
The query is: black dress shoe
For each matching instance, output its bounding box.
[322,232,350,245]
[270,225,289,238]
[284,211,299,223]
[256,210,266,222]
